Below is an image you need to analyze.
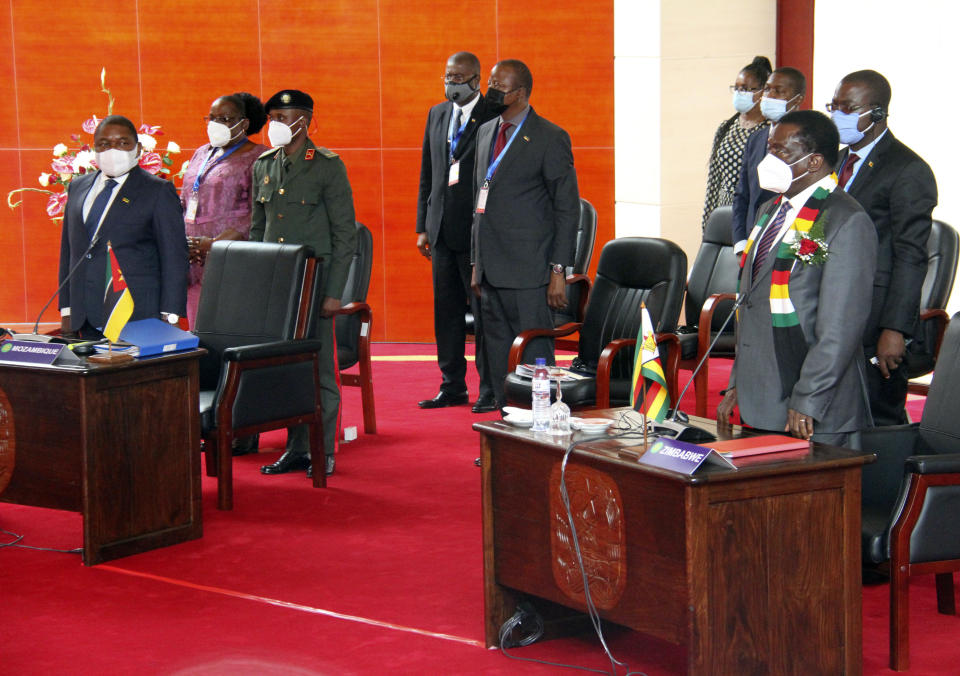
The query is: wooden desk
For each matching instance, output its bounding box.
[476,413,872,675]
[0,350,203,565]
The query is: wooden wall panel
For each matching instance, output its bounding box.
[0,0,615,342]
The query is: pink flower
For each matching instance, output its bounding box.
[51,155,74,174]
[139,151,163,174]
[46,192,68,217]
[82,116,100,134]
[139,123,162,135]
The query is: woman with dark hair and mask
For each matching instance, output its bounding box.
[181,92,268,326]
[701,56,772,228]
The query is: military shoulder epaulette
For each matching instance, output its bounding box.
[257,147,282,160]
[317,147,339,159]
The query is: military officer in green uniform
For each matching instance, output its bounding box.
[252,89,357,478]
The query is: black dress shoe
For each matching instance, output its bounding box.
[231,433,259,456]
[418,391,469,409]
[261,451,311,475]
[307,455,335,478]
[471,393,498,413]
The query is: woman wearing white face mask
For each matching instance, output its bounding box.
[701,56,772,228]
[180,92,268,327]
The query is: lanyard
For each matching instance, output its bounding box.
[447,106,469,159]
[192,140,247,192]
[484,110,530,182]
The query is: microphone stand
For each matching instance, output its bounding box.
[14,232,103,343]
[646,290,750,443]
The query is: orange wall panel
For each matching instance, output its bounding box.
[0,1,614,341]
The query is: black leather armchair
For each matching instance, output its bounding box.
[905,219,958,395]
[195,241,326,510]
[861,311,960,670]
[675,206,740,417]
[504,237,687,409]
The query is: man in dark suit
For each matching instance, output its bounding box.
[731,67,806,254]
[59,115,187,338]
[470,59,580,408]
[718,111,877,446]
[416,52,498,413]
[830,70,938,425]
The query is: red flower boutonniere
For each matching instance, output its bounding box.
[790,221,829,265]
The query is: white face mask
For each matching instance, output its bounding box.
[756,152,812,194]
[267,117,304,147]
[96,148,140,177]
[207,119,244,148]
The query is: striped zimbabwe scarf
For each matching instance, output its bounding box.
[739,185,831,398]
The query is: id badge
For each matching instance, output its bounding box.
[475,182,489,213]
[185,194,198,222]
[448,160,460,186]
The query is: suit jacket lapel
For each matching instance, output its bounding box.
[846,131,892,195]
[281,142,313,186]
[452,96,485,162]
[98,168,141,242]
[68,172,97,227]
[490,107,536,179]
[476,122,495,183]
[747,199,784,292]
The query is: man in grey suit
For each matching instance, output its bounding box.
[718,110,877,445]
[470,59,580,408]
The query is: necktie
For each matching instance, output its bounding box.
[84,178,118,240]
[752,200,790,279]
[493,122,513,158]
[837,152,860,189]
[449,109,463,157]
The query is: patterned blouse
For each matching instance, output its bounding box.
[701,116,769,228]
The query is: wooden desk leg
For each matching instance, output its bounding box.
[481,434,519,648]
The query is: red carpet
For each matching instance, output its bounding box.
[0,343,953,674]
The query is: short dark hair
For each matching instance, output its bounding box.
[228,92,267,135]
[773,66,806,96]
[497,59,533,95]
[779,110,839,167]
[842,69,892,111]
[741,56,773,88]
[450,51,481,78]
[95,115,138,139]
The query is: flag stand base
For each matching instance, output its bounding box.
[88,352,134,364]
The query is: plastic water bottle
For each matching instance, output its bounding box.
[531,357,551,431]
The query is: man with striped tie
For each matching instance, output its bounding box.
[717,110,877,447]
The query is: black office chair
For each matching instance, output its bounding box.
[861,311,960,671]
[904,219,958,395]
[552,198,598,328]
[195,241,326,510]
[332,222,376,434]
[675,206,740,417]
[503,237,687,409]
[466,198,598,336]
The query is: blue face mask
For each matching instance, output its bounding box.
[732,90,757,114]
[760,93,799,122]
[831,109,874,145]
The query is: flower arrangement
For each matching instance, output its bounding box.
[6,69,182,223]
[790,220,829,266]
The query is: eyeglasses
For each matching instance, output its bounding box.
[825,102,864,114]
[730,85,761,93]
[204,116,242,125]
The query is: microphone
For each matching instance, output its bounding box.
[646,284,753,443]
[14,230,105,342]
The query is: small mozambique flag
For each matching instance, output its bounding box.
[630,305,671,422]
[101,242,134,343]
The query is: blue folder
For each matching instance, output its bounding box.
[115,318,199,357]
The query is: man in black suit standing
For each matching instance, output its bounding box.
[471,59,580,408]
[416,52,498,413]
[829,70,938,425]
[59,115,187,338]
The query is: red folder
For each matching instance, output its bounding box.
[709,434,810,458]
